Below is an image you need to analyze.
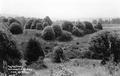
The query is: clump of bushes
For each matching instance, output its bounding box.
[52,46,66,63]
[36,23,43,30]
[43,16,53,25]
[62,21,73,32]
[8,17,21,26]
[75,21,85,30]
[24,38,45,65]
[84,21,95,34]
[94,22,103,30]
[42,21,50,29]
[57,30,73,42]
[25,19,34,29]
[0,30,22,72]
[52,24,63,38]
[72,26,84,37]
[89,30,120,64]
[9,22,23,34]
[41,26,55,41]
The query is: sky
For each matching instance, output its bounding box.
[0,0,120,20]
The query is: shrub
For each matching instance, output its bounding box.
[72,26,84,37]
[9,22,23,34]
[8,17,21,26]
[0,30,22,72]
[62,21,73,32]
[24,38,45,65]
[43,16,53,25]
[84,21,95,34]
[25,19,34,29]
[52,46,65,63]
[75,21,85,30]
[52,24,63,38]
[42,21,49,29]
[41,26,55,41]
[94,22,103,30]
[36,23,43,30]
[31,19,37,29]
[57,30,73,42]
[89,30,120,64]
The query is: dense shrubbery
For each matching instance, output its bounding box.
[43,16,53,25]
[72,26,84,37]
[25,19,34,29]
[94,22,103,30]
[41,26,55,41]
[36,23,43,30]
[75,21,85,30]
[84,21,95,34]
[62,21,74,32]
[8,17,21,26]
[89,30,120,64]
[52,46,65,63]
[52,24,63,38]
[0,30,22,72]
[57,30,73,42]
[24,38,45,65]
[42,21,49,29]
[9,22,23,34]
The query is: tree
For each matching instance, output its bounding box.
[24,38,45,65]
[89,30,120,64]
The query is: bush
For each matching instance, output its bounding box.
[9,22,23,34]
[52,46,65,63]
[36,23,43,30]
[57,30,73,42]
[0,30,22,72]
[25,19,34,29]
[31,19,37,29]
[94,22,103,30]
[84,21,95,34]
[43,16,53,25]
[75,21,85,30]
[24,38,45,65]
[52,24,63,38]
[62,21,73,32]
[8,17,21,26]
[41,26,55,41]
[42,21,49,29]
[89,30,120,64]
[72,26,84,37]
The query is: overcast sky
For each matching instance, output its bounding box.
[0,0,120,20]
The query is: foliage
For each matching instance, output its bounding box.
[25,19,34,29]
[42,21,50,29]
[43,16,53,25]
[72,26,84,37]
[89,30,120,64]
[84,21,95,34]
[52,46,66,63]
[57,30,73,42]
[0,30,22,72]
[8,17,21,26]
[75,21,85,30]
[24,38,45,65]
[9,22,23,34]
[94,22,103,30]
[41,26,55,41]
[52,24,63,38]
[62,21,74,32]
[36,23,43,30]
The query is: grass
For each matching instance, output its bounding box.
[7,24,120,76]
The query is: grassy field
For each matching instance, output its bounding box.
[10,24,120,76]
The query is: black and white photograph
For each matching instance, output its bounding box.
[0,0,120,76]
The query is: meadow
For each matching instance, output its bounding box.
[0,16,120,76]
